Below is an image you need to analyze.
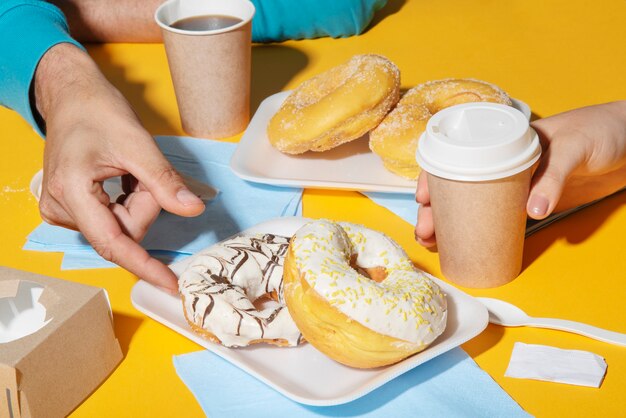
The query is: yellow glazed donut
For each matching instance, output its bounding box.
[267,54,400,154]
[369,78,512,179]
[283,220,447,368]
[179,234,303,347]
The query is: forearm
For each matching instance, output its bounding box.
[0,0,84,136]
[608,100,626,131]
[48,0,388,43]
[48,0,163,42]
[35,42,136,131]
[36,43,101,120]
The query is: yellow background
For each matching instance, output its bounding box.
[0,0,625,416]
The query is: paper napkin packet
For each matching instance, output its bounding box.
[505,342,607,388]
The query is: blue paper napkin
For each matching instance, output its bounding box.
[173,347,529,418]
[23,136,303,269]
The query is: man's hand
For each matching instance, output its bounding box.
[35,43,205,292]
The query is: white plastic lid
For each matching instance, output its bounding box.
[416,103,541,181]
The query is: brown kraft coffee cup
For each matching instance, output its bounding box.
[416,103,541,288]
[155,0,255,139]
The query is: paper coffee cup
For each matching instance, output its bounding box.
[155,0,255,139]
[416,103,541,288]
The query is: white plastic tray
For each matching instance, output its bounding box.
[131,217,488,406]
[230,92,531,194]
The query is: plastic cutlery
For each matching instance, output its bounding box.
[477,297,626,347]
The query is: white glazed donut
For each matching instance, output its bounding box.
[179,234,303,347]
[283,220,447,368]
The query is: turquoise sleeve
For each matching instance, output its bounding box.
[251,0,388,42]
[0,0,84,137]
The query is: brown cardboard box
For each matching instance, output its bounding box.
[0,267,123,418]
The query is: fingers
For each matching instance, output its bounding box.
[39,194,77,230]
[415,204,437,248]
[42,171,178,292]
[414,171,436,247]
[526,130,586,219]
[70,190,178,292]
[39,177,111,230]
[109,190,162,242]
[415,171,430,204]
[123,139,205,218]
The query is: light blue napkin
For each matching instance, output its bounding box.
[23,136,303,269]
[173,347,530,418]
[55,249,190,270]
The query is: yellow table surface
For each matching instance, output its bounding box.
[1,0,625,416]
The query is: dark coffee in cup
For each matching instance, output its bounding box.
[170,15,243,31]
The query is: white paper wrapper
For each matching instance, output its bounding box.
[505,342,607,388]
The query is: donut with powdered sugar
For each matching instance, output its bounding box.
[267,54,400,154]
[370,78,512,179]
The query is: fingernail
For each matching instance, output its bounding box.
[176,188,203,206]
[528,195,549,217]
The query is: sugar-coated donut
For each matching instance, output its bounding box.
[283,220,447,368]
[179,234,303,347]
[370,78,512,179]
[267,54,400,154]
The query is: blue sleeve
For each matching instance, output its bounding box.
[251,0,388,42]
[0,0,84,137]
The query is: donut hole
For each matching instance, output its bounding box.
[351,263,388,284]
[348,255,388,283]
[251,292,280,311]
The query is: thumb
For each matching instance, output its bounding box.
[526,135,585,220]
[128,145,205,217]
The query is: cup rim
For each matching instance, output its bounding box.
[155,0,256,36]
[416,103,542,182]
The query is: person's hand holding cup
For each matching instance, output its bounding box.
[416,103,542,288]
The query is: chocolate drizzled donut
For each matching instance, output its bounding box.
[179,234,303,347]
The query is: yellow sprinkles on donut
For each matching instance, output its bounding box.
[283,220,447,368]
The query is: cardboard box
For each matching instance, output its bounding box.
[0,267,123,418]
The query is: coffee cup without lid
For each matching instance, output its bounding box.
[155,0,256,139]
